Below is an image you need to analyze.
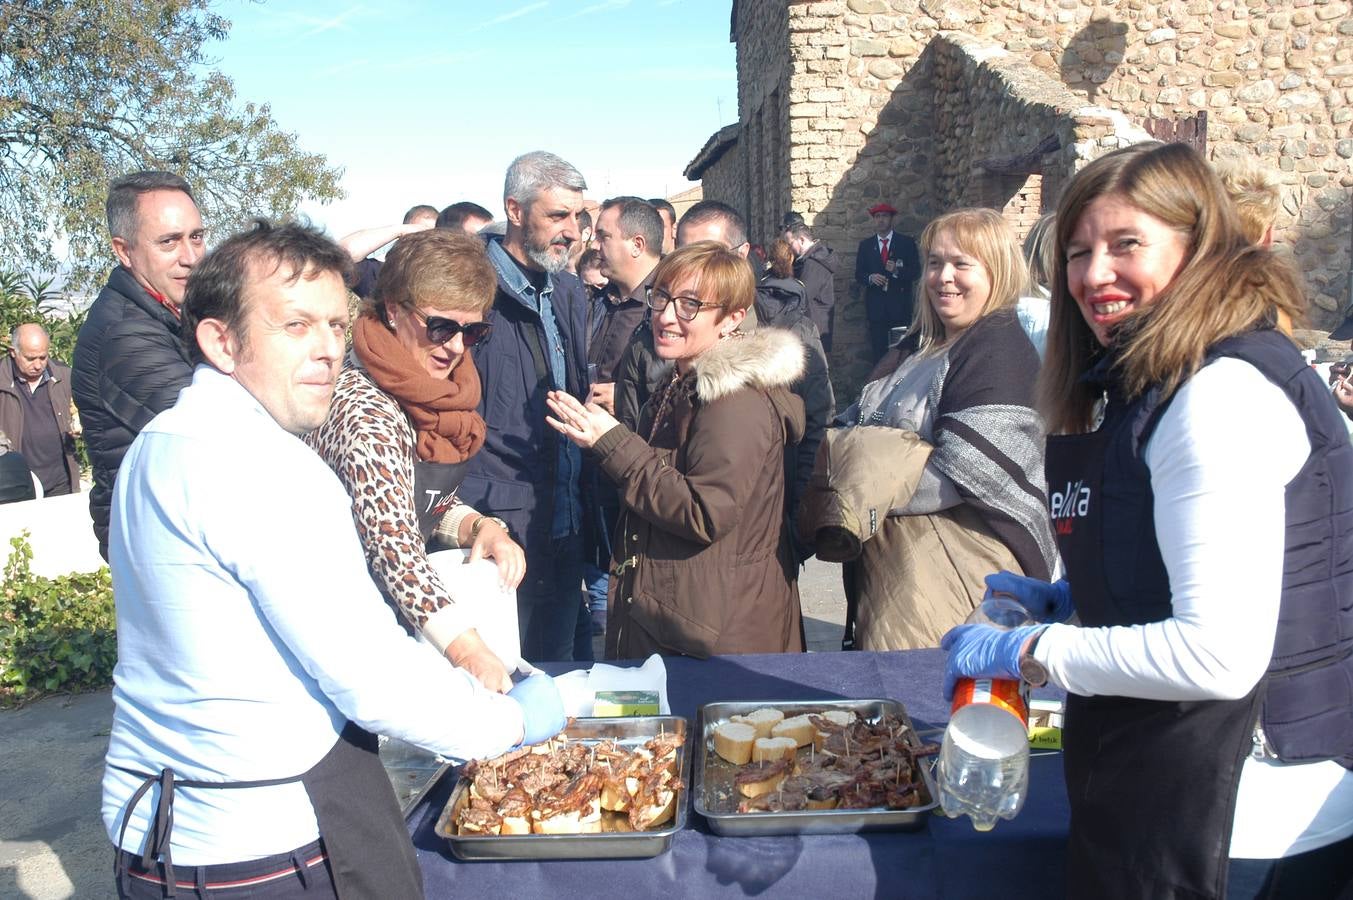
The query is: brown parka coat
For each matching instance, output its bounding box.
[593,327,808,659]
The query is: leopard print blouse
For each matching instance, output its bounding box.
[305,364,476,652]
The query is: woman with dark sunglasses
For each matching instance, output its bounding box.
[545,241,808,659]
[307,229,524,693]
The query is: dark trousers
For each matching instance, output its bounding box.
[518,533,586,662]
[868,321,901,362]
[1227,834,1353,900]
[116,840,336,898]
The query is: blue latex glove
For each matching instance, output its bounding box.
[940,623,1046,701]
[507,672,566,746]
[984,572,1075,624]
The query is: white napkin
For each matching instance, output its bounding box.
[424,549,522,670]
[553,654,671,718]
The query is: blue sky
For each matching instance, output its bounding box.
[211,0,739,239]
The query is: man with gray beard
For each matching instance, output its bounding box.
[458,151,595,661]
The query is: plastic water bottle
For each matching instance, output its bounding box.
[937,597,1032,831]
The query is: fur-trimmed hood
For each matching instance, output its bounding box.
[690,326,807,404]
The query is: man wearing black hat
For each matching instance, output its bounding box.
[854,202,920,361]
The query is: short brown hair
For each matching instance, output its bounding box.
[368,229,496,320]
[650,241,754,319]
[912,208,1027,350]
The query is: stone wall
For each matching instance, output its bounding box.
[713,0,1351,395]
[695,143,745,221]
[734,0,794,242]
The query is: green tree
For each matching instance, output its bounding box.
[0,1,344,292]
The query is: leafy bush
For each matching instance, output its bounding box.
[0,533,116,707]
[0,270,85,364]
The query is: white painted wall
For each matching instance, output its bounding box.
[0,491,104,578]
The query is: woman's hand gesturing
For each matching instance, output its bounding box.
[546,390,619,449]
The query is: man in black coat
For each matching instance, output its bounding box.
[854,202,920,361]
[785,220,840,353]
[72,171,204,560]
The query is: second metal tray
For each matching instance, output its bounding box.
[694,698,938,836]
[434,715,688,860]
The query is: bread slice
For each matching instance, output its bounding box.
[811,709,857,750]
[630,787,678,829]
[712,721,756,765]
[499,812,532,835]
[752,736,799,763]
[736,767,789,798]
[771,714,816,748]
[531,797,602,834]
[730,707,785,739]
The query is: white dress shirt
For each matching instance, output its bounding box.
[102,366,523,865]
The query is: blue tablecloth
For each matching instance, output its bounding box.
[408,650,1069,899]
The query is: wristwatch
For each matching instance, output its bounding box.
[1018,628,1050,688]
[469,515,509,543]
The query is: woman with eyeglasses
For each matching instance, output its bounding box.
[308,229,524,692]
[545,241,808,659]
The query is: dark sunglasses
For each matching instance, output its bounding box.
[409,307,492,347]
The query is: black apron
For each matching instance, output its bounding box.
[412,459,469,544]
[1046,405,1261,900]
[114,722,422,899]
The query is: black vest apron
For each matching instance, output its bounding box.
[1046,378,1260,900]
[412,459,469,544]
[114,722,422,899]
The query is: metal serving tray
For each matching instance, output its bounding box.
[434,716,688,860]
[694,699,938,836]
[379,737,451,817]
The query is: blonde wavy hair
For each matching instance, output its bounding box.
[1039,142,1306,434]
[911,208,1028,351]
[1214,157,1280,245]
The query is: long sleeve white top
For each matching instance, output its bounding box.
[1036,357,1307,699]
[102,367,523,865]
[1032,356,1353,858]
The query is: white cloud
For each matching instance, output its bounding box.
[564,0,630,20]
[466,2,549,33]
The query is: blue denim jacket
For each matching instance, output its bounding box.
[464,238,583,549]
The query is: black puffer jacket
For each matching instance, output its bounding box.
[72,266,194,559]
[755,275,835,553]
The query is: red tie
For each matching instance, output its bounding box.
[880,236,890,265]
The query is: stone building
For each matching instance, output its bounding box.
[686,0,1352,392]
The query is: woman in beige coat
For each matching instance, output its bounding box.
[547,242,806,659]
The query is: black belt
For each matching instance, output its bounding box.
[112,763,307,898]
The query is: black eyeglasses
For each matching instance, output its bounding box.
[409,307,492,347]
[645,287,721,322]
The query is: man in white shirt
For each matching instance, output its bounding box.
[102,220,564,898]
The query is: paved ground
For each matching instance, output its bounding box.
[0,557,847,899]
